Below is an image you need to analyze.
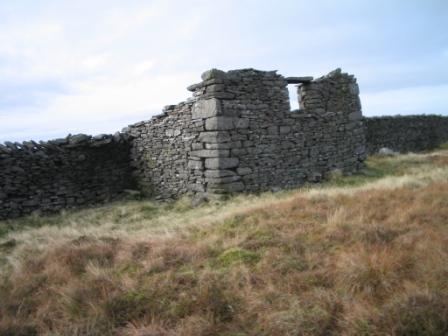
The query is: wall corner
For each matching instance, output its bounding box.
[188,69,245,198]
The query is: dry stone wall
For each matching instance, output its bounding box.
[125,101,205,200]
[0,134,134,219]
[124,68,365,201]
[364,115,448,154]
[7,66,433,220]
[185,68,366,194]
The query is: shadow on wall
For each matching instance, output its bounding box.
[0,134,135,220]
[364,115,448,154]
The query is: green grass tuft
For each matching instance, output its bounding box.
[438,142,448,150]
[217,247,261,267]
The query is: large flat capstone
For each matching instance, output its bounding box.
[286,76,313,84]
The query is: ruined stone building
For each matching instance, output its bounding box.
[1,68,448,219]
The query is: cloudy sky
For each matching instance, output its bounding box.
[1,0,447,142]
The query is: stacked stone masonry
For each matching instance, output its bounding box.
[0,134,134,219]
[2,67,447,220]
[125,101,203,200]
[364,115,448,154]
[125,68,366,199]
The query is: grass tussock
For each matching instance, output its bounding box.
[1,149,448,335]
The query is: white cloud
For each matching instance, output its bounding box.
[0,70,198,141]
[0,1,209,141]
[81,54,110,72]
[132,61,157,77]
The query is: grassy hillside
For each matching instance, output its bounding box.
[1,149,448,335]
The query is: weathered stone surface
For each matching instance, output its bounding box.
[364,116,448,154]
[201,68,227,81]
[201,92,235,100]
[199,131,231,143]
[188,160,203,169]
[234,118,250,129]
[206,84,225,93]
[0,133,134,220]
[187,82,202,92]
[279,126,291,134]
[190,149,230,158]
[205,117,235,131]
[349,110,362,121]
[286,76,313,84]
[204,170,236,178]
[206,175,241,185]
[349,83,360,95]
[205,157,239,169]
[192,98,221,119]
[191,142,203,150]
[68,134,91,145]
[237,167,253,176]
[208,181,245,193]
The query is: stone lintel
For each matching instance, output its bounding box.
[286,76,314,84]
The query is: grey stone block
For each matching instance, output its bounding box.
[286,76,313,84]
[192,98,221,119]
[208,181,245,193]
[188,160,203,170]
[205,157,239,169]
[191,142,203,150]
[268,126,278,135]
[190,149,230,158]
[204,170,236,178]
[205,117,235,131]
[235,118,250,129]
[280,126,291,134]
[206,175,241,185]
[199,131,231,143]
[201,92,235,100]
[348,110,362,121]
[201,68,227,81]
[206,84,225,93]
[231,148,247,156]
[237,167,253,176]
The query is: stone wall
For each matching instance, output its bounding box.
[0,67,371,219]
[0,134,134,219]
[364,115,448,154]
[2,67,447,221]
[123,68,366,201]
[125,101,205,200]
[179,68,365,196]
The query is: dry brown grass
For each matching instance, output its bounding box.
[1,149,448,335]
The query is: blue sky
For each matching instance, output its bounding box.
[1,0,447,142]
